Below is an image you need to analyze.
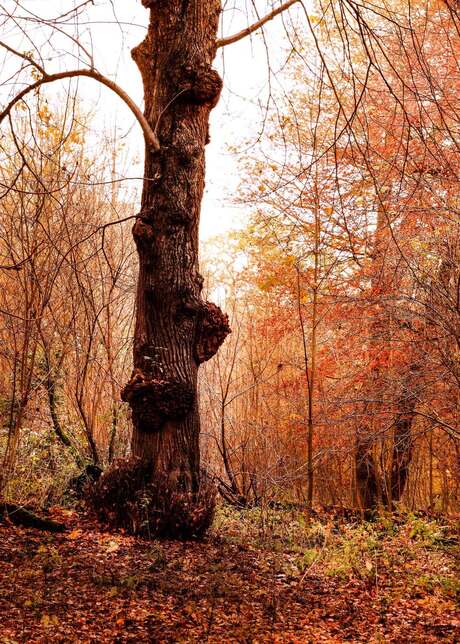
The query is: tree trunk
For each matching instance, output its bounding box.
[389,412,415,503]
[387,368,419,504]
[121,0,229,491]
[355,435,379,510]
[355,201,388,511]
[42,348,85,468]
[0,502,65,532]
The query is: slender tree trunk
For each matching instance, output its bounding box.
[389,412,415,502]
[43,350,84,469]
[387,361,420,504]
[121,1,229,490]
[306,194,320,508]
[355,437,379,510]
[355,200,388,511]
[428,429,434,508]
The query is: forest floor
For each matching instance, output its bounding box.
[0,504,459,643]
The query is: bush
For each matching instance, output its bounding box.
[87,458,216,540]
[66,464,103,500]
[0,427,81,508]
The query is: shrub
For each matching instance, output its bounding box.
[405,514,449,546]
[0,427,81,508]
[87,458,216,540]
[66,464,103,500]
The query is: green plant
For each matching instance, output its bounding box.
[295,548,319,573]
[407,516,447,546]
[414,574,460,600]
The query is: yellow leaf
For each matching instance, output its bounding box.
[105,540,120,553]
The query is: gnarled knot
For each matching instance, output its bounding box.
[194,301,231,364]
[121,371,194,432]
[131,38,152,84]
[132,218,155,249]
[175,65,222,108]
[191,67,222,107]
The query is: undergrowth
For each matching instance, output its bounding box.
[0,430,80,508]
[212,503,459,603]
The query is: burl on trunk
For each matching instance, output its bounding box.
[121,0,230,491]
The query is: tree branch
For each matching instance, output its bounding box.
[0,502,66,532]
[0,66,160,151]
[216,0,300,48]
[0,40,47,76]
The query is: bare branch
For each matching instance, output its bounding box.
[0,40,47,76]
[216,0,300,48]
[0,62,160,151]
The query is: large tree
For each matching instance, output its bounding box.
[119,0,230,490]
[0,0,299,503]
[119,0,299,489]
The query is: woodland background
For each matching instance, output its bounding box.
[0,0,458,514]
[0,1,459,641]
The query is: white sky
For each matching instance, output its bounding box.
[1,1,305,240]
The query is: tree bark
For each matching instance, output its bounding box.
[355,201,388,511]
[0,502,65,532]
[121,0,230,491]
[389,409,415,503]
[42,348,85,469]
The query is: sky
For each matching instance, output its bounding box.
[0,1,304,240]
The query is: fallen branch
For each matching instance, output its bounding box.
[0,502,66,532]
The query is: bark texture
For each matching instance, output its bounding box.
[354,200,418,511]
[356,362,418,510]
[122,0,229,490]
[355,435,380,510]
[389,404,416,503]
